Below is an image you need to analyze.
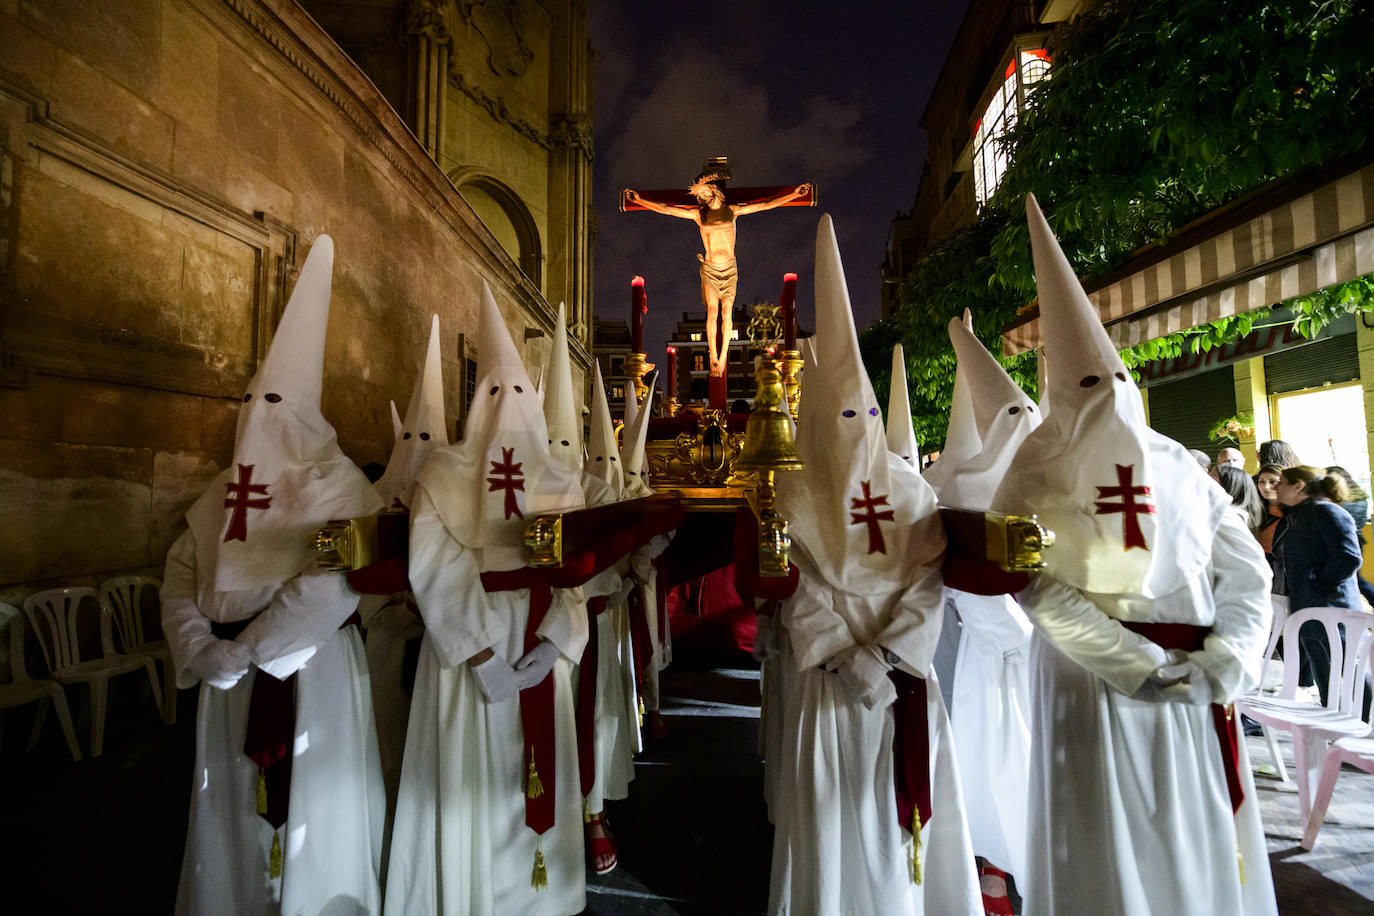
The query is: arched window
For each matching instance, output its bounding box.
[454,175,542,287]
[972,46,1051,206]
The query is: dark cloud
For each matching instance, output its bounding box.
[590,2,969,360]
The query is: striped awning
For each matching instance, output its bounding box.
[1002,155,1374,355]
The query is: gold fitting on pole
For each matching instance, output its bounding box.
[778,348,803,419]
[623,352,655,405]
[737,350,804,577]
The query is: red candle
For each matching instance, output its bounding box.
[631,276,646,352]
[666,346,677,399]
[780,272,798,349]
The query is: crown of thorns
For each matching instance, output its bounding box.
[688,173,722,196]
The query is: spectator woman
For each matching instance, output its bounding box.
[1272,465,1363,703]
[1326,465,1374,606]
[1210,464,1265,531]
[1253,465,1284,557]
[1259,439,1302,469]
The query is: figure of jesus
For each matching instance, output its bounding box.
[624,174,812,376]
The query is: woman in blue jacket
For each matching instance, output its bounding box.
[1273,465,1363,704]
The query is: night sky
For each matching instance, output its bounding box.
[588,0,971,358]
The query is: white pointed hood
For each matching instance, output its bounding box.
[886,344,920,466]
[936,315,1041,508]
[922,309,981,494]
[621,372,657,499]
[375,314,448,511]
[586,361,624,496]
[778,216,943,594]
[416,282,583,572]
[186,235,383,592]
[542,302,583,473]
[993,195,1222,597]
[390,400,404,441]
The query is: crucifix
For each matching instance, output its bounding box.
[621,158,816,381]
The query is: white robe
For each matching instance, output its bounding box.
[162,531,385,916]
[384,486,587,916]
[945,588,1032,882]
[586,587,638,808]
[1018,511,1277,916]
[769,553,982,915]
[629,534,672,716]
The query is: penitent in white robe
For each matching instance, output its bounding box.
[384,486,588,916]
[585,580,638,809]
[162,531,385,916]
[769,554,982,916]
[1018,511,1277,916]
[945,588,1032,883]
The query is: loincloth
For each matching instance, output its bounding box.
[698,255,738,303]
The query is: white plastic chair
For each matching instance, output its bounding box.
[1299,624,1374,849]
[0,603,82,761]
[22,587,163,757]
[1236,606,1374,821]
[1253,595,1290,782]
[100,576,176,724]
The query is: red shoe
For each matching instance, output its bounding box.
[586,814,617,875]
[645,710,668,742]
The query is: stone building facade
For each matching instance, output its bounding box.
[0,0,593,596]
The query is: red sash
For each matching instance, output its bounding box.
[480,568,557,835]
[1122,622,1244,813]
[890,670,932,835]
[210,611,360,829]
[575,596,609,798]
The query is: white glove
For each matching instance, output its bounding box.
[472,654,521,703]
[753,615,779,661]
[188,639,252,690]
[513,639,561,690]
[827,644,896,709]
[1133,655,1214,706]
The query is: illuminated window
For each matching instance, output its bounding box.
[730,329,740,340]
[689,332,703,341]
[693,353,706,371]
[972,47,1050,205]
[611,385,625,400]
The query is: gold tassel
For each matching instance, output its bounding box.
[1237,847,1246,885]
[269,829,283,879]
[583,797,592,823]
[256,770,268,816]
[910,808,923,886]
[526,748,544,799]
[531,848,548,891]
[637,696,645,727]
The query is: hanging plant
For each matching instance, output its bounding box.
[1207,411,1256,443]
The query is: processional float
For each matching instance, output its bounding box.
[310,157,1052,610]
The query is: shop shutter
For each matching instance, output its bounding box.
[1147,368,1238,456]
[1265,333,1360,394]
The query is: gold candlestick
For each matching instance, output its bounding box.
[623,352,656,405]
[779,348,803,419]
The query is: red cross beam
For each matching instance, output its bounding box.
[487,447,526,520]
[619,183,818,211]
[850,480,896,555]
[223,463,271,542]
[1095,463,1156,551]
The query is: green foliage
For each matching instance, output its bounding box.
[876,0,1374,452]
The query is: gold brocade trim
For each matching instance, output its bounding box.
[531,848,548,890]
[910,809,923,886]
[256,770,268,816]
[526,747,544,799]
[269,829,283,879]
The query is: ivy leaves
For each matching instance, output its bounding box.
[865,0,1374,452]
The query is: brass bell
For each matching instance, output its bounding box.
[736,359,805,473]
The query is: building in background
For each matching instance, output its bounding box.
[0,0,594,595]
[890,0,1374,485]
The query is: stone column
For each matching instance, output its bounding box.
[404,0,451,162]
[546,0,592,350]
[1357,315,1374,474]
[1232,357,1270,473]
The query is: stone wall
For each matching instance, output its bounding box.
[0,0,591,595]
